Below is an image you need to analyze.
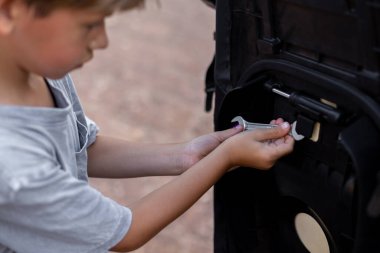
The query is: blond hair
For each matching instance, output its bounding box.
[24,0,144,16]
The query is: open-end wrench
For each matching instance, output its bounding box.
[231,116,277,130]
[231,116,304,141]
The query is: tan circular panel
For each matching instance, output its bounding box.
[294,212,330,253]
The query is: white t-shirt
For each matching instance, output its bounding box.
[0,75,132,253]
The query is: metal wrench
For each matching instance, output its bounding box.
[231,116,277,130]
[231,116,304,141]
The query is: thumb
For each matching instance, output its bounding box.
[254,122,291,141]
[213,125,244,142]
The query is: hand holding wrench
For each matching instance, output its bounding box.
[231,116,304,141]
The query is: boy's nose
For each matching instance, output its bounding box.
[90,27,109,50]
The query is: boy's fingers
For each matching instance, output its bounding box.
[213,125,244,142]
[266,135,295,162]
[270,118,284,125]
[275,137,295,156]
[254,122,291,141]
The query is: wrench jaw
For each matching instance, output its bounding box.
[231,116,247,130]
[290,121,305,141]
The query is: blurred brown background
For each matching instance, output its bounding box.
[71,1,216,252]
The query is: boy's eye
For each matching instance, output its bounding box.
[85,20,104,30]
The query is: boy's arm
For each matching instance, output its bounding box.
[87,127,242,178]
[110,123,294,252]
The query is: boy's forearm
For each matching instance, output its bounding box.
[96,124,293,252]
[111,145,230,252]
[87,135,187,178]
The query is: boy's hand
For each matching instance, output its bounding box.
[182,126,243,171]
[220,118,294,170]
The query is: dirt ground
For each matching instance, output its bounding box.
[71,1,216,252]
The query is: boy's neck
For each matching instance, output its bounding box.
[0,36,52,108]
[0,66,56,108]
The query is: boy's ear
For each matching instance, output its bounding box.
[0,0,25,35]
[0,0,14,34]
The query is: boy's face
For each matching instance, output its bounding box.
[9,4,110,79]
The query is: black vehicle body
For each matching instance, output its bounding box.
[207,1,380,252]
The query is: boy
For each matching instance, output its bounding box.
[0,0,294,252]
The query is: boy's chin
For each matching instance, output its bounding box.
[44,71,72,80]
[74,63,84,70]
[53,66,84,79]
